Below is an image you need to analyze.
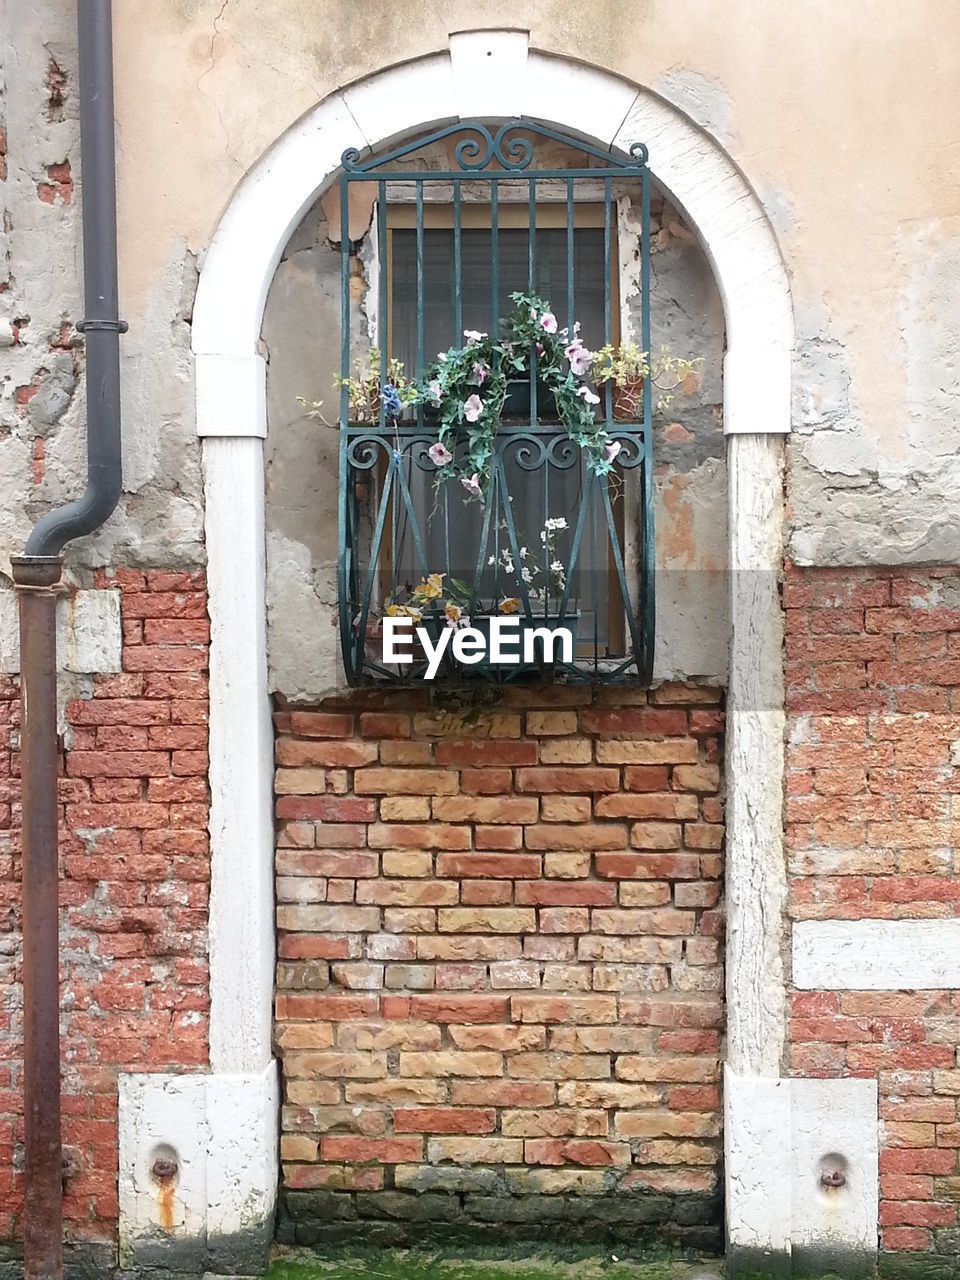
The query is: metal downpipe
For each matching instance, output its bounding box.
[12,1,125,1274]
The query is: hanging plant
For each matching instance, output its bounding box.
[421,292,620,500]
[590,341,701,421]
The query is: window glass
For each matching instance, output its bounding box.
[389,223,619,651]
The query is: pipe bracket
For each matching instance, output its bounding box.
[76,317,129,334]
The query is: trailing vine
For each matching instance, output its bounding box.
[422,292,621,499]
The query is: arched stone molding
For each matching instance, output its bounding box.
[121,31,804,1271]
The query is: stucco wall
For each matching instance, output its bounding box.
[1,1,957,600]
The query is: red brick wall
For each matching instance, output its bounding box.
[272,684,724,1246]
[0,568,210,1247]
[785,564,960,1259]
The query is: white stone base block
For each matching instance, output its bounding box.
[725,1067,878,1275]
[118,1061,279,1273]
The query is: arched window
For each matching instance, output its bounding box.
[336,121,656,685]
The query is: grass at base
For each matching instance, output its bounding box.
[266,1247,724,1280]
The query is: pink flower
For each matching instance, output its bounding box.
[463,394,483,423]
[461,472,483,498]
[565,338,592,377]
[577,385,600,405]
[473,362,489,385]
[428,441,453,467]
[603,439,623,463]
[427,379,442,407]
[535,342,544,356]
[539,312,558,334]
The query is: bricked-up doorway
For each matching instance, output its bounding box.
[181,31,791,1267]
[273,688,725,1244]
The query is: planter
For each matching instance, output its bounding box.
[606,375,645,422]
[502,379,559,421]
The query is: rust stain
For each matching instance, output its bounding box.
[659,473,696,565]
[157,1180,175,1232]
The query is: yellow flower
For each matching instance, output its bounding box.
[444,603,463,627]
[413,572,444,602]
[498,596,520,615]
[385,602,421,620]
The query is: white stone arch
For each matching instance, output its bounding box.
[168,29,794,1261]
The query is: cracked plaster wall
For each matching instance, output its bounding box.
[3,0,959,633]
[0,0,205,616]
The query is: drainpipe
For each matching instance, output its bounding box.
[10,2,124,1275]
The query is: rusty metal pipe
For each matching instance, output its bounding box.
[10,556,64,1280]
[14,2,125,1275]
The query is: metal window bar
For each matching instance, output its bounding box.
[337,119,654,686]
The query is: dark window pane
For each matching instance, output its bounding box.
[392,226,607,368]
[390,221,617,652]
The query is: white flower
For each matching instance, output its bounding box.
[488,555,496,566]
[463,393,484,423]
[519,546,528,559]
[521,566,534,584]
[566,341,593,377]
[577,385,600,405]
[461,472,483,498]
[603,439,623,463]
[428,379,443,407]
[544,517,568,532]
[427,441,453,467]
[463,329,488,343]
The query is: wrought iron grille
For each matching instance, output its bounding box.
[337,119,654,685]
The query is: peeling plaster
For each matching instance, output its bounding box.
[655,68,737,147]
[7,1,959,585]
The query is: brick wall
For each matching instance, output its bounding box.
[0,568,210,1251]
[785,564,960,1263]
[272,684,725,1247]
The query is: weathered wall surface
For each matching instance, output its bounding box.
[0,2,204,589]
[0,569,210,1255]
[785,565,960,1268]
[272,683,723,1247]
[105,0,960,575]
[4,1,955,591]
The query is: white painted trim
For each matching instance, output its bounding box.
[195,354,267,439]
[724,1071,792,1257]
[448,30,529,119]
[725,435,787,1076]
[794,918,960,990]
[118,1062,279,1265]
[724,347,792,435]
[189,30,794,1245]
[202,437,276,1074]
[725,1068,878,1265]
